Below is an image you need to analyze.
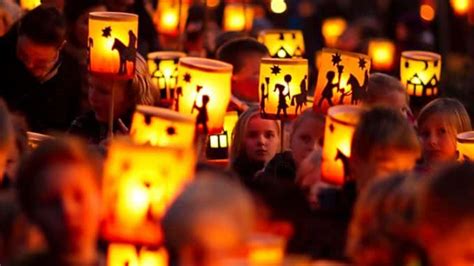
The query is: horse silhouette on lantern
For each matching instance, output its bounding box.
[291,75,308,115]
[111,30,137,75]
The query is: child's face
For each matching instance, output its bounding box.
[244,116,279,164]
[419,114,457,164]
[290,118,324,166]
[89,75,129,123]
[32,163,101,258]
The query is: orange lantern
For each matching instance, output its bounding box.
[102,140,196,245]
[321,105,364,185]
[313,49,371,113]
[223,3,254,32]
[88,12,138,79]
[451,0,472,15]
[400,51,441,97]
[248,234,286,266]
[175,57,233,135]
[322,17,347,48]
[147,51,186,101]
[258,30,305,58]
[20,0,41,10]
[107,243,168,266]
[420,0,436,22]
[206,111,239,160]
[258,58,309,120]
[457,131,474,161]
[368,39,396,71]
[154,0,189,36]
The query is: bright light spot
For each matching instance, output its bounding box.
[451,0,471,15]
[271,0,287,14]
[277,49,286,58]
[420,4,436,22]
[207,0,220,8]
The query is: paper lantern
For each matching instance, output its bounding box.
[107,244,167,266]
[175,57,233,135]
[130,105,196,148]
[322,17,347,48]
[88,12,138,79]
[420,1,436,22]
[20,0,41,10]
[258,58,309,120]
[313,49,371,113]
[248,234,286,266]
[154,0,189,36]
[400,51,441,97]
[147,51,186,101]
[223,4,254,32]
[451,0,472,15]
[368,39,396,71]
[457,131,474,161]
[258,30,305,58]
[102,140,196,245]
[270,0,287,14]
[206,111,239,160]
[321,105,363,185]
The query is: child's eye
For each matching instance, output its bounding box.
[264,131,275,139]
[438,128,447,135]
[300,135,312,143]
[247,131,259,138]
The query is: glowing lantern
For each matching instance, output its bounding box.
[223,4,254,32]
[368,39,396,71]
[147,51,186,101]
[258,30,305,58]
[20,0,41,10]
[258,58,309,120]
[313,49,371,114]
[102,140,196,245]
[400,51,441,97]
[420,1,436,22]
[248,234,286,266]
[175,57,233,135]
[451,0,472,15]
[321,105,363,185]
[457,131,474,161]
[322,17,347,48]
[130,105,196,148]
[270,0,287,14]
[107,244,167,266]
[206,111,239,160]
[154,0,189,36]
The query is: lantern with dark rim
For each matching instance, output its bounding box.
[457,131,474,161]
[400,51,441,98]
[258,29,305,58]
[147,51,186,102]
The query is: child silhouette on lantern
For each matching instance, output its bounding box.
[318,71,338,107]
[192,91,210,134]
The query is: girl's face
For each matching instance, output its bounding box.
[419,113,457,164]
[89,75,129,123]
[243,116,279,164]
[290,118,324,166]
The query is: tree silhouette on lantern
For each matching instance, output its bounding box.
[191,86,210,135]
[87,38,94,71]
[152,58,180,99]
[101,26,137,76]
[260,79,269,116]
[404,60,440,97]
[335,149,350,183]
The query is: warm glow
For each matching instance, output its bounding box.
[258,30,305,58]
[321,105,364,185]
[147,51,186,100]
[368,39,396,71]
[20,0,41,10]
[457,131,474,161]
[248,234,286,266]
[420,4,436,22]
[89,12,138,79]
[270,0,287,14]
[107,243,168,266]
[322,17,347,48]
[175,57,233,134]
[130,105,196,148]
[207,0,220,8]
[206,111,239,160]
[313,48,371,113]
[259,58,309,120]
[223,4,254,32]
[451,0,471,15]
[154,1,189,36]
[102,140,196,245]
[400,51,441,97]
[27,132,54,150]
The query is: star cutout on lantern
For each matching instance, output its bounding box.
[332,53,342,66]
[183,73,191,83]
[358,57,367,70]
[329,123,335,133]
[270,65,281,75]
[102,26,112,38]
[167,126,176,136]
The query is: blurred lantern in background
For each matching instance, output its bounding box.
[147,51,186,102]
[175,57,233,135]
[248,234,286,266]
[400,51,441,97]
[321,105,363,185]
[258,58,309,120]
[154,0,189,36]
[322,17,347,48]
[107,244,168,266]
[457,131,474,161]
[270,0,287,14]
[451,0,471,16]
[420,0,436,22]
[258,30,305,58]
[130,105,196,148]
[368,39,396,72]
[313,49,371,113]
[206,111,239,160]
[88,12,138,79]
[20,0,41,10]
[223,3,254,32]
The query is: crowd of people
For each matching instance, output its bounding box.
[0,0,473,266]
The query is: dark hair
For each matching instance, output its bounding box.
[18,5,66,47]
[64,0,104,25]
[216,37,269,74]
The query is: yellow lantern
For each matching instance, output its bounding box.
[206,111,239,160]
[313,48,371,114]
[107,244,168,266]
[457,131,474,161]
[130,105,196,148]
[88,12,138,79]
[223,3,254,32]
[322,17,347,48]
[20,0,41,10]
[270,0,287,14]
[451,0,472,15]
[400,51,441,97]
[321,105,363,185]
[368,39,396,71]
[147,51,186,101]
[154,0,189,36]
[248,234,286,266]
[102,140,196,245]
[175,57,233,135]
[259,58,309,120]
[258,30,305,58]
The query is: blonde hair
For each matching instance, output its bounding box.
[289,109,325,144]
[129,54,159,106]
[364,73,408,105]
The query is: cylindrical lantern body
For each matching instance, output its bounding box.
[322,17,347,48]
[457,131,474,161]
[130,105,196,148]
[154,0,189,36]
[89,12,138,79]
[175,57,233,134]
[313,49,371,114]
[20,0,41,10]
[259,58,309,120]
[107,244,168,266]
[206,111,239,160]
[400,51,441,97]
[248,234,286,266]
[223,4,254,32]
[321,105,363,185]
[258,30,305,58]
[102,140,196,245]
[368,39,396,71]
[147,51,186,100]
